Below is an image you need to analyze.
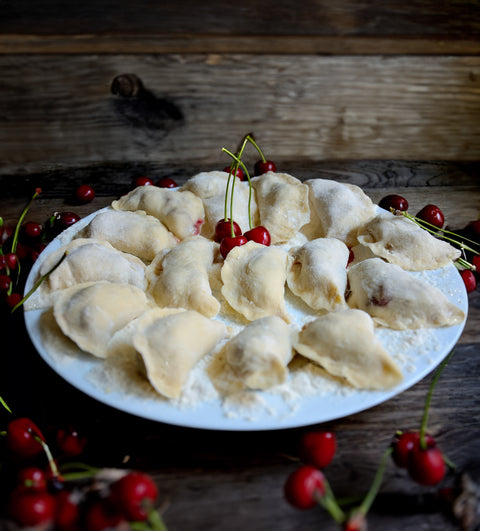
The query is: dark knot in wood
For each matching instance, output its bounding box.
[111,74,144,97]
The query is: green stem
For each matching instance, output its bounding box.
[316,480,345,524]
[34,435,60,478]
[11,251,68,313]
[419,349,455,450]
[60,461,101,481]
[0,395,12,413]
[245,134,266,162]
[358,446,393,516]
[10,188,42,255]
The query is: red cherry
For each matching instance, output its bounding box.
[0,255,6,271]
[0,274,12,292]
[347,248,354,266]
[75,184,95,204]
[30,242,46,262]
[23,220,43,239]
[460,269,477,293]
[407,442,446,486]
[84,500,126,531]
[284,466,326,510]
[1,224,13,244]
[220,235,248,258]
[17,467,47,490]
[244,226,271,246]
[343,511,367,531]
[472,255,480,273]
[391,431,435,468]
[214,219,242,243]
[299,431,337,469]
[467,219,480,236]
[110,472,158,521]
[134,176,154,187]
[378,194,409,212]
[157,176,178,188]
[56,426,87,457]
[5,252,18,270]
[6,417,46,459]
[55,212,81,231]
[55,491,79,529]
[6,292,22,309]
[223,166,244,180]
[416,204,445,229]
[254,160,276,176]
[8,486,56,527]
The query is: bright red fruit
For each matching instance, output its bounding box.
[6,417,46,459]
[157,176,178,188]
[467,219,480,236]
[6,292,22,309]
[391,431,435,468]
[84,500,125,531]
[299,431,336,469]
[254,160,276,176]
[378,194,409,212]
[284,466,326,510]
[473,255,480,273]
[0,274,12,292]
[460,269,477,293]
[110,472,158,521]
[75,184,95,204]
[220,235,248,258]
[244,226,271,246]
[23,221,43,239]
[5,252,18,270]
[407,443,446,486]
[55,491,79,529]
[416,204,445,229]
[8,487,56,527]
[55,212,81,232]
[56,426,87,457]
[17,467,47,490]
[134,176,154,187]
[214,219,242,243]
[223,166,244,180]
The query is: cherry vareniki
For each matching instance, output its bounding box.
[214,218,242,243]
[284,465,326,510]
[244,226,271,246]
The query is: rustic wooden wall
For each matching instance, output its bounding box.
[0,0,479,185]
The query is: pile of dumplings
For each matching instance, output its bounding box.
[26,171,465,404]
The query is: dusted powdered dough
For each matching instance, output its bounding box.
[221,241,290,322]
[356,213,461,271]
[132,310,226,399]
[347,258,465,329]
[287,238,349,311]
[25,239,147,311]
[81,209,177,262]
[147,236,220,318]
[180,171,258,238]
[252,172,310,243]
[294,309,403,389]
[302,179,376,247]
[53,282,151,359]
[112,185,205,240]
[223,316,294,390]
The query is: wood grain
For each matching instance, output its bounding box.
[0,54,479,172]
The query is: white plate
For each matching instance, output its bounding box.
[23,209,468,431]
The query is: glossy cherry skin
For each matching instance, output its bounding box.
[134,176,154,187]
[6,292,22,309]
[284,466,325,510]
[378,194,409,212]
[0,274,12,292]
[84,500,126,531]
[254,160,276,176]
[157,176,178,188]
[17,467,47,490]
[55,491,80,529]
[5,252,18,270]
[460,269,477,293]
[391,431,435,468]
[8,486,56,527]
[244,226,271,246]
[407,443,446,486]
[110,472,158,521]
[55,212,81,231]
[299,431,337,469]
[22,220,43,239]
[56,426,87,457]
[215,219,242,243]
[6,417,46,459]
[75,184,95,204]
[223,165,244,180]
[416,204,445,229]
[220,235,248,258]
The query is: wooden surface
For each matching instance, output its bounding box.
[1,163,479,530]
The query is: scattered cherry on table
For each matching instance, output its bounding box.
[299,431,337,469]
[460,269,477,293]
[109,471,158,521]
[378,194,409,212]
[416,204,445,229]
[407,442,446,486]
[75,184,95,204]
[284,465,326,510]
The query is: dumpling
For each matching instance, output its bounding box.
[80,209,177,262]
[132,309,226,399]
[112,185,205,240]
[25,239,147,311]
[302,179,376,247]
[223,316,294,390]
[181,171,258,238]
[147,236,220,318]
[356,213,461,271]
[347,258,465,329]
[252,172,310,243]
[53,282,151,358]
[294,309,403,389]
[287,238,349,311]
[221,241,290,322]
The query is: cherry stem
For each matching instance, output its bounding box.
[0,395,12,413]
[316,479,345,524]
[11,251,69,313]
[419,349,456,450]
[245,134,266,162]
[222,148,253,230]
[59,461,100,481]
[33,433,60,478]
[10,188,42,255]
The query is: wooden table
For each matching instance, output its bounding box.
[1,164,479,530]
